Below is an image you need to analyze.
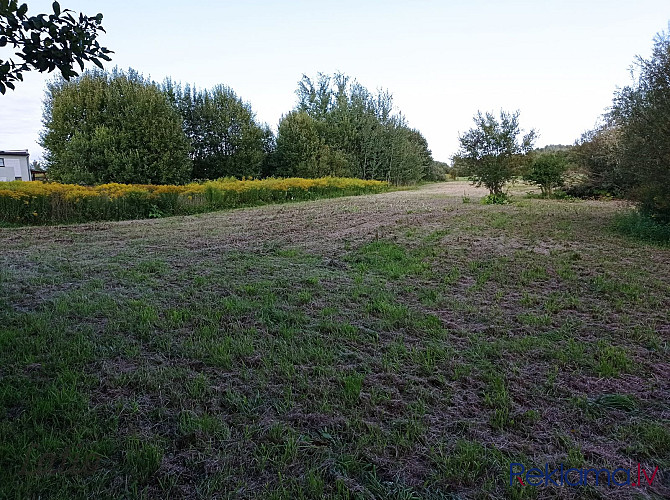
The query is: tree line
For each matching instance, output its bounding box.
[40,69,438,186]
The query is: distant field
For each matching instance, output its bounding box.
[0,181,668,499]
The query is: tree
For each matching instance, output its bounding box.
[523,152,568,196]
[0,0,112,94]
[456,110,536,195]
[273,110,349,178]
[41,69,191,185]
[610,29,670,223]
[169,84,269,179]
[570,124,627,197]
[272,72,432,184]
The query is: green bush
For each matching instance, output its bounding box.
[523,152,568,196]
[481,193,510,205]
[612,210,670,245]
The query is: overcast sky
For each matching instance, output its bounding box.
[1,0,669,162]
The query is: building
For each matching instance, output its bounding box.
[0,150,31,181]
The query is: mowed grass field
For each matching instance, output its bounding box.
[0,181,668,499]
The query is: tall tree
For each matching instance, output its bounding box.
[170,83,269,179]
[274,72,432,184]
[273,110,349,178]
[41,69,191,185]
[0,0,112,93]
[572,124,627,196]
[610,29,670,222]
[456,110,536,195]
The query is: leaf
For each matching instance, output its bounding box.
[0,81,5,94]
[52,1,60,16]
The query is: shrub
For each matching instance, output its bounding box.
[523,152,568,197]
[0,177,389,225]
[481,193,510,205]
[612,210,670,245]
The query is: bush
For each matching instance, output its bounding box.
[0,177,389,225]
[523,152,568,196]
[612,210,670,245]
[481,193,510,205]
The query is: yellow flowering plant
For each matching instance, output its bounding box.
[0,177,388,225]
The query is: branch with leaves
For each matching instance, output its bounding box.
[0,0,112,93]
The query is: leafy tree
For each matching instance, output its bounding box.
[570,124,627,197]
[523,152,568,196]
[41,69,191,185]
[273,110,349,178]
[274,72,432,184]
[168,83,269,179]
[610,29,670,223]
[456,110,536,195]
[0,0,112,94]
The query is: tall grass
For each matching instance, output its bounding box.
[0,177,388,225]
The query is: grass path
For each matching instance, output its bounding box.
[1,181,668,499]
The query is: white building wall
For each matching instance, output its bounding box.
[0,154,30,181]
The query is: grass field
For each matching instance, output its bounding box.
[0,181,668,499]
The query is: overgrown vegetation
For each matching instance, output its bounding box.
[0,177,388,224]
[566,29,670,240]
[612,210,670,245]
[610,30,670,224]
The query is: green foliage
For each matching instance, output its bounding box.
[426,160,449,181]
[570,124,628,197]
[41,69,191,184]
[523,152,568,196]
[272,73,433,185]
[165,81,271,180]
[456,110,536,195]
[481,193,510,205]
[0,1,112,93]
[612,210,670,245]
[273,110,350,178]
[610,30,670,222]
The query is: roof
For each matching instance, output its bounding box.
[0,150,30,156]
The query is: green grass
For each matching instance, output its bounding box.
[0,183,668,498]
[612,210,670,245]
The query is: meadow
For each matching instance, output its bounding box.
[0,181,668,499]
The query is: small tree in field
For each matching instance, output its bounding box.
[456,110,536,195]
[524,152,568,196]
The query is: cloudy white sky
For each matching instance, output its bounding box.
[1,0,668,162]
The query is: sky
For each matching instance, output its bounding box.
[1,0,669,163]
